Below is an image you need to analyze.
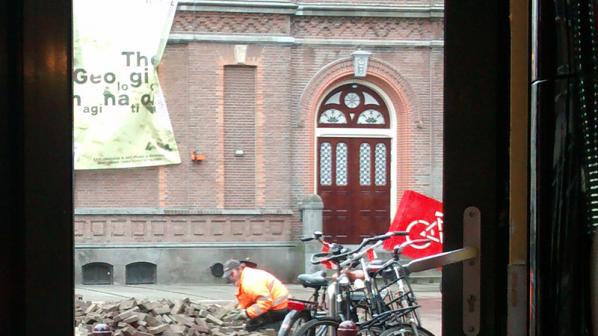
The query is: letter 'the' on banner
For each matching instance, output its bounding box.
[73,0,181,169]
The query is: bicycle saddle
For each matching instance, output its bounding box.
[297,271,328,289]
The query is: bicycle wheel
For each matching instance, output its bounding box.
[378,324,435,336]
[278,310,311,336]
[292,317,340,336]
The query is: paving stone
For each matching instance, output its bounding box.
[194,318,210,333]
[121,324,137,336]
[114,307,140,322]
[119,299,137,311]
[145,315,161,327]
[148,323,169,334]
[102,302,121,313]
[184,306,197,317]
[123,314,139,324]
[152,304,171,315]
[172,314,195,327]
[205,314,223,326]
[167,324,187,335]
[161,314,174,324]
[139,301,158,312]
[84,303,99,314]
[135,332,153,336]
[190,303,204,310]
[170,298,189,314]
[105,310,119,319]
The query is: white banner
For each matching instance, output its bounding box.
[73,0,181,169]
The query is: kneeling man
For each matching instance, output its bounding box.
[222,259,289,331]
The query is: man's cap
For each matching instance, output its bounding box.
[222,259,242,278]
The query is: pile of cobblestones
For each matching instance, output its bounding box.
[74,295,276,336]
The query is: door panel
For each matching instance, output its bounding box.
[318,137,390,243]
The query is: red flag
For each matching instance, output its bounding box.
[320,242,334,269]
[383,190,443,259]
[366,248,377,261]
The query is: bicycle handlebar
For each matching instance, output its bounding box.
[339,240,383,268]
[300,231,325,243]
[310,231,407,265]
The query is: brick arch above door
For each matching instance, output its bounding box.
[298,57,417,200]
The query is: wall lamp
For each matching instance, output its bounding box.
[192,148,205,162]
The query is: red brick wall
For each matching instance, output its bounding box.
[75,168,159,207]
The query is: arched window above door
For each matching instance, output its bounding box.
[317,83,390,128]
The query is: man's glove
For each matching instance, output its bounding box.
[223,308,243,321]
[230,309,248,321]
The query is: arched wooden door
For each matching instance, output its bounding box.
[316,84,391,243]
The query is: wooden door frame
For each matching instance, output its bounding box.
[314,79,398,220]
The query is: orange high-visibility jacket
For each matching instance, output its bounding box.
[235,267,289,318]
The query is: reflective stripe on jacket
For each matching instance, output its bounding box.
[235,267,289,318]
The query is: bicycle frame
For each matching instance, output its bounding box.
[374,240,431,327]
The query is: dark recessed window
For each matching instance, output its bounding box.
[126,262,157,285]
[82,262,113,285]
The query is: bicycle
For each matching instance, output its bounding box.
[292,238,435,336]
[283,231,408,335]
[278,231,343,336]
[370,239,432,330]
[291,307,434,336]
[314,232,409,324]
[294,232,410,335]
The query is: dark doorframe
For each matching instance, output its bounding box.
[443,1,510,335]
[0,0,73,334]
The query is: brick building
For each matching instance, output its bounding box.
[74,0,444,285]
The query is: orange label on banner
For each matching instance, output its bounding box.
[383,190,443,259]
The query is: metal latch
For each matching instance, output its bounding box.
[463,207,481,335]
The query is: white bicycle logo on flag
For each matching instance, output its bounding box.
[406,211,444,249]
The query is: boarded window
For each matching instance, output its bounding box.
[82,262,113,285]
[224,65,256,208]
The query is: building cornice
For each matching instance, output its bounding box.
[296,3,444,18]
[178,0,444,18]
[168,33,444,47]
[178,0,298,14]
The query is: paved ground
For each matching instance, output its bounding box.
[75,283,442,335]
